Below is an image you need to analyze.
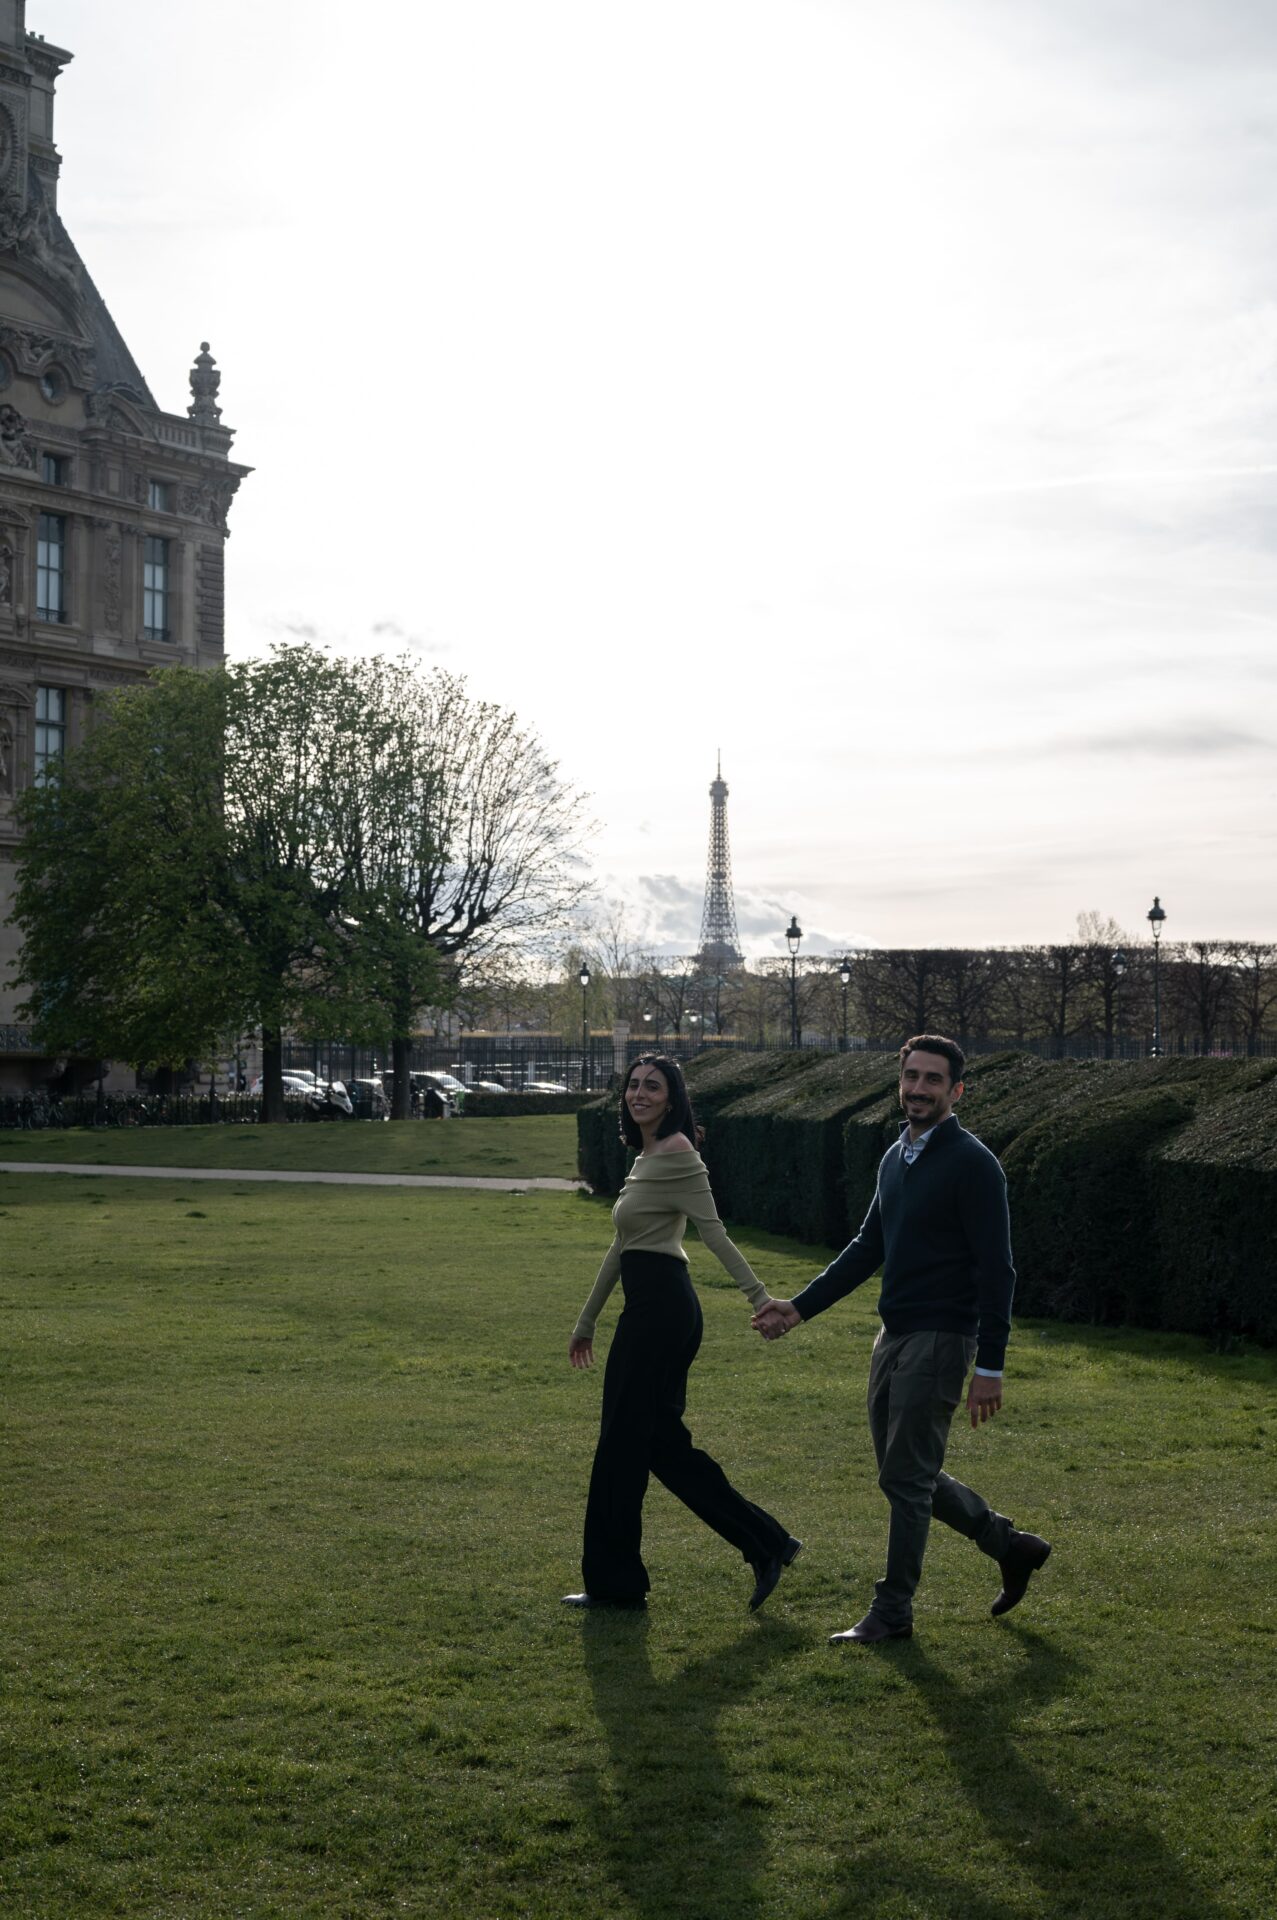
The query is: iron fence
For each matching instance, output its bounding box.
[3,1029,1273,1133]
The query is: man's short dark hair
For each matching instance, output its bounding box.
[899,1033,966,1085]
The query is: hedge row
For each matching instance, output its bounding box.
[464,1091,599,1117]
[577,1051,1277,1346]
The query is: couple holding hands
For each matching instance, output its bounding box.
[564,1039,1050,1644]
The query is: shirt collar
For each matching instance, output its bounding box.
[898,1113,960,1162]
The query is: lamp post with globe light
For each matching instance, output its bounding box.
[785,916,802,1048]
[838,957,852,1054]
[1146,899,1166,1057]
[579,963,591,1090]
[1110,948,1128,1058]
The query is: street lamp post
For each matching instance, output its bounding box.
[1146,898,1166,1057]
[688,1009,701,1054]
[579,963,591,1090]
[838,957,852,1054]
[785,915,802,1048]
[1111,948,1127,1059]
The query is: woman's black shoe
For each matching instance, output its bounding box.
[748,1536,803,1612]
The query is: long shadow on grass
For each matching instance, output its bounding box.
[574,1612,804,1920]
[825,1625,1229,1920]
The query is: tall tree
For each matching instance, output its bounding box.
[1231,942,1277,1049]
[14,665,239,1070]
[14,648,384,1119]
[332,662,592,1117]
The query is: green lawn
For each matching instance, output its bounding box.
[1,1169,1274,1919]
[0,1114,578,1180]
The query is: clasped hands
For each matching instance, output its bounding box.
[752,1298,801,1340]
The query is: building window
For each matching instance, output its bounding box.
[147,479,172,511]
[143,535,169,640]
[36,512,67,622]
[35,685,66,782]
[41,452,70,486]
[39,367,68,405]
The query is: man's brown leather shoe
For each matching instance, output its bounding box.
[991,1531,1052,1616]
[830,1612,912,1645]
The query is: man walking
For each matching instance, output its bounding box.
[752,1035,1050,1644]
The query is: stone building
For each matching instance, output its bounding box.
[0,1,249,1090]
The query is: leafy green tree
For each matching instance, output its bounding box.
[14,666,240,1071]
[332,661,592,1117]
[15,648,385,1118]
[15,646,590,1121]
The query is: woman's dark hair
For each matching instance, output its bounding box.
[619,1053,699,1151]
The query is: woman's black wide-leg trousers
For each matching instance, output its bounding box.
[581,1251,789,1601]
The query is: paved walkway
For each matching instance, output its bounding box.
[0,1161,585,1191]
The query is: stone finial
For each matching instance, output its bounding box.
[188,341,222,425]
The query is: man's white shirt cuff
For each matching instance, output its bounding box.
[974,1366,1003,1378]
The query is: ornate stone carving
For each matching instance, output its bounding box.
[84,389,143,435]
[0,102,14,194]
[196,542,225,648]
[101,524,122,631]
[177,477,237,532]
[187,342,222,425]
[0,322,95,388]
[0,680,26,800]
[0,403,34,468]
[0,182,81,307]
[0,539,11,606]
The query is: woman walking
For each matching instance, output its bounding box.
[564,1054,800,1612]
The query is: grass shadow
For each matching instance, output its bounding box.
[823,1625,1230,1920]
[572,1612,805,1920]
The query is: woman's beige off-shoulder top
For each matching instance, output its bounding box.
[572,1149,769,1341]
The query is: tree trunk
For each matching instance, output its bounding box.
[261,1028,286,1123]
[391,1031,413,1119]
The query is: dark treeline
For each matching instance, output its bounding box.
[452,935,1277,1054]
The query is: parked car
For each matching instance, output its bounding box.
[523,1080,569,1094]
[347,1077,390,1120]
[249,1071,315,1097]
[415,1071,466,1097]
[472,1080,508,1094]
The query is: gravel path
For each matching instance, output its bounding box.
[0,1161,585,1191]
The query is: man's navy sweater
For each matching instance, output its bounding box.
[791,1114,1015,1372]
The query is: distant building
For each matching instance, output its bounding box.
[0,1,249,1089]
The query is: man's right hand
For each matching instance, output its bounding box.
[752,1299,801,1340]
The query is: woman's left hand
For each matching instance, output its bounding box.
[569,1336,594,1369]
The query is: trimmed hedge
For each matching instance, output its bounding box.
[1148,1065,1277,1344]
[576,1049,1277,1345]
[464,1091,598,1117]
[701,1053,899,1246]
[575,1050,816,1197]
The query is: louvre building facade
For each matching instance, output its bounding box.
[0,1,248,1089]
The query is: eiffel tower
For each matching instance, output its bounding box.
[696,753,743,971]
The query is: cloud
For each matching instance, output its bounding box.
[1067,723,1270,757]
[370,619,448,655]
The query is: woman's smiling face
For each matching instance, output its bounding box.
[625,1063,671,1128]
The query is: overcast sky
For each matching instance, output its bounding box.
[36,0,1277,952]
